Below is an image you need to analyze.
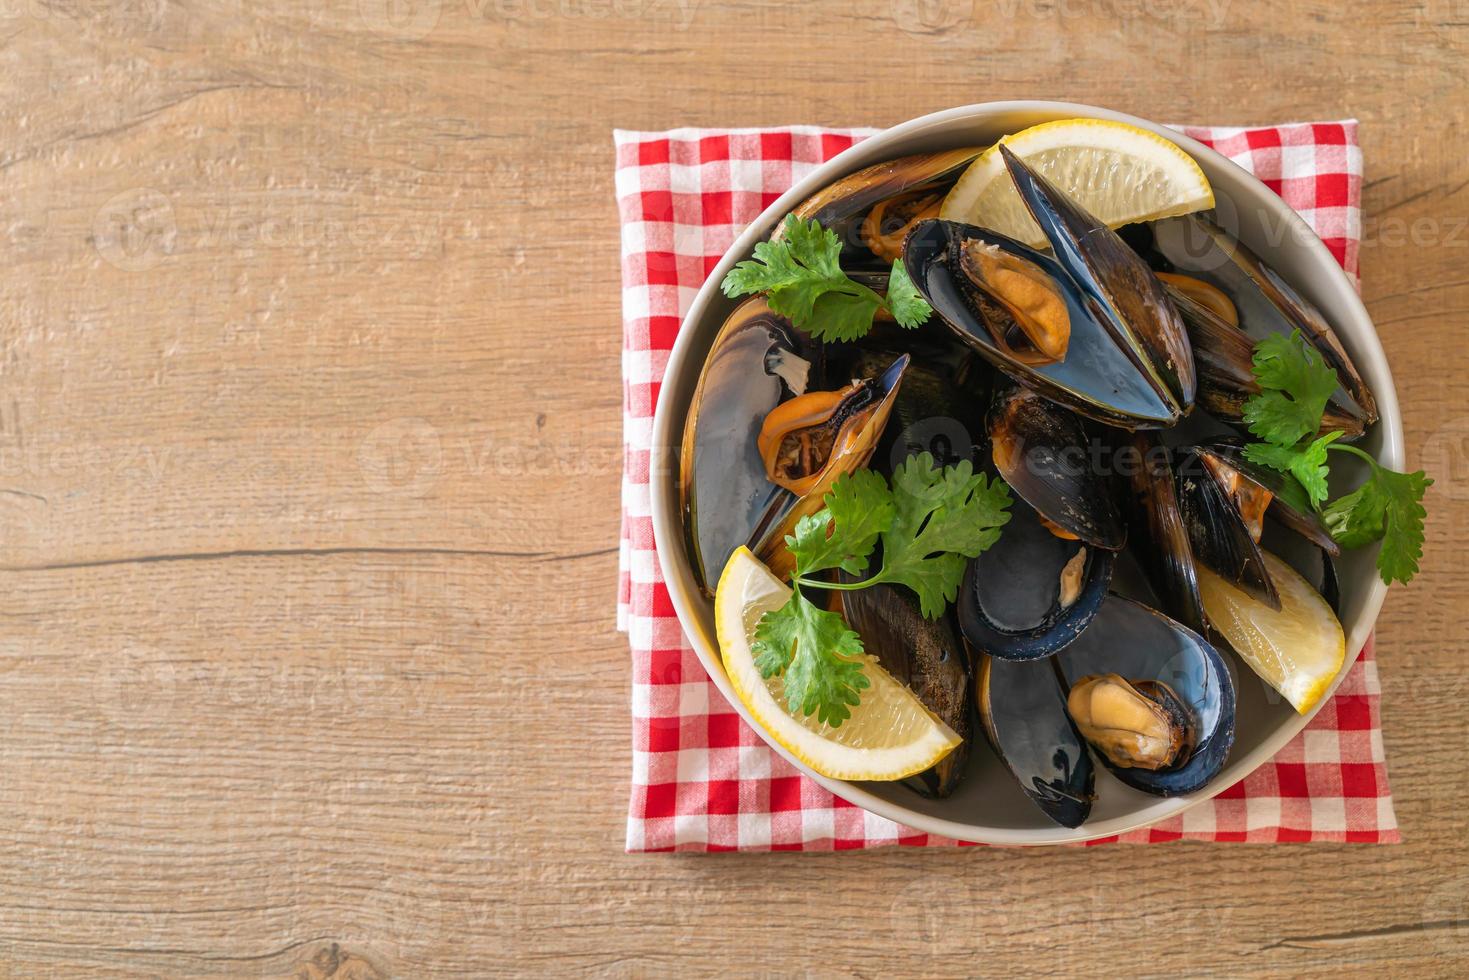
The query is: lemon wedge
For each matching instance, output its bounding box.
[713,547,960,781]
[940,118,1214,248]
[1198,550,1346,714]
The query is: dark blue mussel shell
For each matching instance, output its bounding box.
[904,218,1181,430]
[999,145,1195,414]
[956,494,1113,662]
[975,653,1095,828]
[1056,594,1236,797]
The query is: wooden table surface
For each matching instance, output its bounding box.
[1,0,1466,975]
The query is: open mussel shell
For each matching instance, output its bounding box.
[999,146,1195,413]
[842,579,971,798]
[1057,594,1236,797]
[975,653,1094,828]
[1190,439,1339,555]
[904,218,1183,429]
[1153,213,1376,429]
[784,147,982,265]
[988,381,1124,550]
[840,331,990,474]
[1164,281,1366,439]
[1120,431,1207,634]
[1175,445,1279,610]
[680,297,812,593]
[957,495,1112,662]
[751,354,909,581]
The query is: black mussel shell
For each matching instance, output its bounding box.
[1175,445,1279,610]
[1057,594,1236,797]
[1000,145,1195,413]
[680,298,811,593]
[988,381,1124,550]
[1192,438,1340,555]
[784,147,981,266]
[1164,282,1366,440]
[842,579,972,799]
[1152,213,1376,427]
[976,652,1094,828]
[749,354,909,582]
[842,335,989,475]
[1120,431,1207,634]
[904,218,1182,429]
[957,495,1112,662]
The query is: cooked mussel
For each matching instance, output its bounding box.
[758,376,884,497]
[976,652,1094,827]
[1001,146,1195,413]
[784,147,982,265]
[1057,595,1236,796]
[904,150,1195,429]
[842,581,971,798]
[1066,674,1193,771]
[957,494,1112,661]
[751,355,908,580]
[988,381,1124,550]
[840,333,989,474]
[1163,279,1367,439]
[906,220,1185,429]
[956,237,1072,365]
[1175,442,1279,610]
[1153,213,1376,430]
[1189,439,1340,555]
[1174,438,1342,611]
[1120,432,1207,633]
[680,298,812,593]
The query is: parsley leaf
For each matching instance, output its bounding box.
[878,453,1013,618]
[884,257,933,329]
[1322,444,1432,585]
[1237,328,1433,586]
[1243,430,1343,509]
[720,215,931,341]
[753,456,1011,725]
[785,470,894,578]
[752,590,869,726]
[1242,329,1339,447]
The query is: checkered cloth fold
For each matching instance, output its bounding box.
[616,121,1399,850]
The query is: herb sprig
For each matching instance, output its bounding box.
[1240,330,1430,585]
[720,215,932,341]
[752,454,1011,726]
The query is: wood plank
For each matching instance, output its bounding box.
[0,0,1464,974]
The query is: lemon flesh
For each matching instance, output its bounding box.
[713,547,960,781]
[940,118,1214,249]
[1198,551,1346,714]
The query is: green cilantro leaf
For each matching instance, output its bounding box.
[785,470,894,578]
[752,590,869,726]
[1237,330,1433,588]
[878,453,1013,618]
[1242,330,1339,447]
[1243,430,1342,509]
[755,456,1011,725]
[884,258,933,329]
[806,290,885,343]
[1322,445,1431,585]
[720,215,931,342]
[1322,482,1386,550]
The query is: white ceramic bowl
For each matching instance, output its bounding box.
[649,101,1401,845]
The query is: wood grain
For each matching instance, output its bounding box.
[0,0,1466,975]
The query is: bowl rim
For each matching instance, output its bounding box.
[648,100,1402,845]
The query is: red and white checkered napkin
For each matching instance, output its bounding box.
[615,121,1399,850]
